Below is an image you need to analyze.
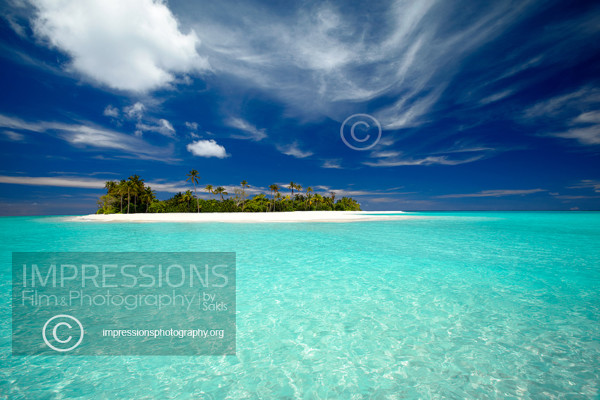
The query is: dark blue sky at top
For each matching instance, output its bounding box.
[0,0,599,215]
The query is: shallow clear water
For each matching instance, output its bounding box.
[1,212,599,399]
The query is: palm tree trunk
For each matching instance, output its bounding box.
[194,182,199,213]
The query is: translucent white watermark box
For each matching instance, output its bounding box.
[12,252,236,355]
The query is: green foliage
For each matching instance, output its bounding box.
[334,197,361,211]
[98,175,362,214]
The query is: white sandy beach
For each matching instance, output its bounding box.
[70,211,419,223]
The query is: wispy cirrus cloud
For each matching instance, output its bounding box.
[12,0,599,165]
[0,113,175,161]
[524,87,600,145]
[321,159,343,169]
[568,180,600,193]
[103,105,120,118]
[180,0,542,127]
[106,102,177,138]
[226,117,267,141]
[1,130,25,141]
[0,175,106,189]
[277,142,313,158]
[436,188,546,198]
[364,154,484,167]
[136,119,176,138]
[0,174,197,193]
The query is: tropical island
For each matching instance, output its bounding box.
[96,171,361,214]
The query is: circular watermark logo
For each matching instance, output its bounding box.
[340,113,382,151]
[42,314,84,352]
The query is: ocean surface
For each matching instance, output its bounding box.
[1,212,599,399]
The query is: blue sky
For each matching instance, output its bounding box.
[1,0,599,214]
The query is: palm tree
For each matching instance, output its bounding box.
[240,180,249,211]
[306,186,313,208]
[288,182,300,209]
[129,175,144,212]
[182,190,194,209]
[186,169,201,213]
[103,181,117,212]
[214,186,228,201]
[125,180,135,214]
[205,184,214,199]
[288,182,296,198]
[313,193,323,209]
[104,180,116,194]
[141,187,156,212]
[116,180,127,213]
[295,184,302,199]
[269,184,280,212]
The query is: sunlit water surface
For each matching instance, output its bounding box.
[1,212,599,399]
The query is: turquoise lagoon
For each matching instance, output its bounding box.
[1,212,599,398]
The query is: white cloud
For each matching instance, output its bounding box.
[124,102,145,119]
[574,111,600,124]
[550,126,600,145]
[322,159,342,169]
[136,118,176,138]
[371,150,402,158]
[1,130,25,141]
[277,142,313,158]
[103,105,120,118]
[437,189,546,198]
[185,121,199,131]
[108,102,176,137]
[0,113,47,132]
[187,139,228,158]
[145,181,191,193]
[479,89,514,105]
[226,117,267,141]
[31,0,209,91]
[159,119,175,134]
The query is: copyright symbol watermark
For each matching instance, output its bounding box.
[42,314,84,352]
[340,113,382,151]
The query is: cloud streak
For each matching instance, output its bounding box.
[226,118,267,141]
[0,175,197,193]
[0,114,175,161]
[364,154,484,167]
[525,87,600,146]
[437,189,546,198]
[277,142,313,158]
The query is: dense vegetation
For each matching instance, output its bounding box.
[97,172,361,214]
